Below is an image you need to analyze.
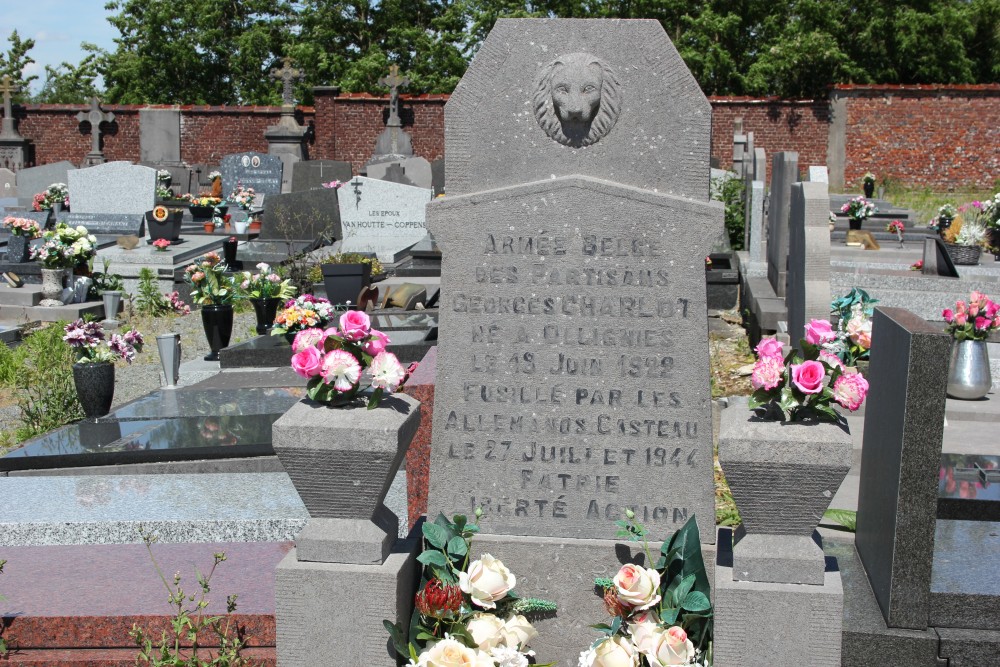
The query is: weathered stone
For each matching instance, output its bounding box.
[786,181,832,346]
[748,180,765,263]
[367,156,432,189]
[338,176,431,262]
[290,160,353,192]
[139,109,182,166]
[765,152,799,297]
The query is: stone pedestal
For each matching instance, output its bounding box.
[265,109,308,194]
[272,393,422,666]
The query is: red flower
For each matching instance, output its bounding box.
[414,579,463,618]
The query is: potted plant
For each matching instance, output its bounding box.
[147,205,184,242]
[32,182,69,213]
[982,192,1000,257]
[63,319,144,418]
[155,169,174,201]
[88,258,126,317]
[229,183,259,231]
[947,218,988,265]
[238,262,296,334]
[187,195,226,220]
[929,203,959,239]
[31,223,97,302]
[942,292,1000,400]
[319,253,384,307]
[2,216,42,263]
[862,171,876,198]
[184,251,236,361]
[839,196,877,231]
[271,294,336,344]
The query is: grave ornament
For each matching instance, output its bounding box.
[77,98,115,167]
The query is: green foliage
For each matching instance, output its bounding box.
[823,509,857,532]
[88,258,126,300]
[131,531,254,666]
[711,174,745,251]
[33,46,102,104]
[135,268,172,317]
[0,30,37,102]
[12,324,84,443]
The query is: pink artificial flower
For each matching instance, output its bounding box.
[370,351,406,391]
[975,316,991,331]
[819,350,845,370]
[755,337,784,360]
[339,310,371,341]
[362,329,390,356]
[832,373,869,411]
[956,312,968,326]
[987,302,1000,319]
[847,317,873,349]
[292,328,325,353]
[290,346,323,379]
[751,355,784,391]
[191,271,205,282]
[943,308,955,323]
[804,319,835,346]
[320,349,362,391]
[791,360,826,394]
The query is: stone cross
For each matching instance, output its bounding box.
[76,97,115,156]
[0,75,18,138]
[270,56,303,107]
[378,65,409,127]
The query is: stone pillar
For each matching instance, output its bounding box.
[273,394,422,666]
[765,152,799,298]
[266,112,308,194]
[747,180,766,264]
[714,397,851,666]
[785,181,832,347]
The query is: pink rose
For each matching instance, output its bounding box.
[791,360,825,394]
[956,312,968,326]
[292,328,325,353]
[804,319,835,345]
[943,308,954,323]
[751,355,784,391]
[755,337,784,360]
[290,346,323,379]
[987,302,1000,318]
[847,317,873,349]
[975,316,990,331]
[832,373,869,411]
[362,329,390,356]
[339,310,371,341]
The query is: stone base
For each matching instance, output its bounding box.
[274,539,419,667]
[468,532,717,665]
[733,531,825,585]
[295,505,399,564]
[715,531,842,667]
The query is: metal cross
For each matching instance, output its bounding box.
[378,65,409,127]
[350,177,364,209]
[270,56,303,106]
[76,97,115,155]
[0,75,17,121]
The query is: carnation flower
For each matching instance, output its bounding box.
[751,355,783,391]
[832,373,869,411]
[371,351,406,391]
[320,349,362,391]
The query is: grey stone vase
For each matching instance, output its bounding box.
[6,235,30,263]
[40,268,69,303]
[718,397,852,585]
[72,362,116,419]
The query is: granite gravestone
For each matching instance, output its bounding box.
[68,162,157,216]
[765,151,799,298]
[785,181,832,346]
[0,168,15,197]
[367,156,433,189]
[426,24,721,662]
[221,151,283,198]
[338,176,431,262]
[259,188,342,242]
[290,160,353,192]
[139,109,182,166]
[431,158,445,196]
[16,161,76,209]
[747,180,765,264]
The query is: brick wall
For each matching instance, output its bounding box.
[837,84,1000,191]
[709,98,831,184]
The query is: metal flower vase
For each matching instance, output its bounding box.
[156,333,182,387]
[946,339,992,400]
[72,361,116,419]
[102,290,122,322]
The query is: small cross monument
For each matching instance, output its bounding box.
[0,75,30,170]
[270,56,304,108]
[264,56,307,193]
[378,65,409,128]
[0,75,19,138]
[77,97,115,167]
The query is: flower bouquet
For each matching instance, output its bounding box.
[828,288,877,367]
[228,184,257,211]
[943,292,1000,341]
[385,512,556,667]
[289,309,415,408]
[580,514,712,667]
[748,321,869,422]
[184,251,235,305]
[2,216,41,238]
[270,294,336,337]
[929,203,959,239]
[64,319,144,364]
[840,196,877,228]
[152,238,171,252]
[32,182,69,211]
[238,262,296,301]
[30,223,97,269]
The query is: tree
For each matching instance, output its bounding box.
[0,30,38,102]
[33,45,102,104]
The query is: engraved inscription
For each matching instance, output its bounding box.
[533,53,621,148]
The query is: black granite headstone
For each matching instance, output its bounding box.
[291,160,353,192]
[259,188,342,242]
[921,237,960,278]
[431,158,445,196]
[220,152,283,197]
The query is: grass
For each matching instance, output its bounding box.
[880,183,997,226]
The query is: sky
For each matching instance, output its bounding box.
[1,1,119,92]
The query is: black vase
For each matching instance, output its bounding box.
[72,362,115,418]
[201,303,234,361]
[6,235,30,263]
[250,297,282,335]
[848,218,862,231]
[863,182,875,198]
[222,237,238,268]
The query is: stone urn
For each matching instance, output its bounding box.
[40,268,69,304]
[718,397,852,584]
[6,234,31,263]
[72,361,116,418]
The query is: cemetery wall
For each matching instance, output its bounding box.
[834,84,1000,191]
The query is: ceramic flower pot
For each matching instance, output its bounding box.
[946,339,992,400]
[73,361,116,419]
[202,223,216,234]
[848,218,862,231]
[250,297,282,335]
[233,221,249,235]
[201,303,234,361]
[40,268,68,302]
[6,235,30,263]
[718,397,852,584]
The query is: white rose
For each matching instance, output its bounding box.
[590,636,638,667]
[499,614,537,650]
[613,564,661,610]
[418,637,494,667]
[459,554,515,609]
[628,620,660,654]
[641,626,695,667]
[467,613,506,651]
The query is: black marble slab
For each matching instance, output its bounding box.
[929,520,1000,630]
[96,386,304,422]
[937,453,1000,521]
[219,328,435,368]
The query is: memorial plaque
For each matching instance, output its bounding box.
[221,151,283,197]
[0,168,15,196]
[66,212,145,237]
[338,176,431,262]
[68,162,157,216]
[426,176,721,541]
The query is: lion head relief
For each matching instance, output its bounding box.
[533,52,621,148]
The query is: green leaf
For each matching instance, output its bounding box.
[422,522,449,549]
[367,387,384,410]
[823,509,857,532]
[671,573,696,606]
[682,590,712,612]
[447,536,468,558]
[659,606,680,625]
[453,514,467,529]
[416,550,448,567]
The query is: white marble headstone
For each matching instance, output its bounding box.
[808,166,829,183]
[337,176,432,262]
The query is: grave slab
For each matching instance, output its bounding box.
[290,160,352,192]
[929,519,1000,630]
[258,187,341,242]
[68,162,156,216]
[337,176,431,262]
[15,161,75,209]
[221,151,283,197]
